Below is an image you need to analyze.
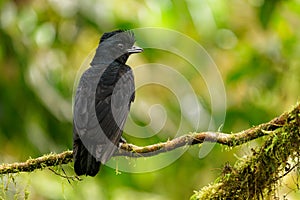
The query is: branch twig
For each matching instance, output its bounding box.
[0,103,295,175]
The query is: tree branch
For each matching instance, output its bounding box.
[0,103,298,175]
[192,102,300,199]
[0,151,73,175]
[115,112,284,157]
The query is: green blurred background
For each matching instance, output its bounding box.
[0,0,300,199]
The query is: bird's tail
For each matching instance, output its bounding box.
[73,139,101,176]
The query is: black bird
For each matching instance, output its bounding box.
[73,30,143,176]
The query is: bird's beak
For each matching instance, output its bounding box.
[127,46,143,54]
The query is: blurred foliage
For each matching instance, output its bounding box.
[0,0,300,199]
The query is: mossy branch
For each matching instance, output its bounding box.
[191,103,300,199]
[0,151,73,174]
[0,103,296,176]
[115,112,284,157]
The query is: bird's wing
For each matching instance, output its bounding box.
[73,67,112,163]
[95,64,135,163]
[73,64,135,164]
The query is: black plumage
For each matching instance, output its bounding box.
[73,30,143,176]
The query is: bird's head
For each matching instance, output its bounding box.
[91,30,143,65]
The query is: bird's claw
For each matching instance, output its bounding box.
[119,137,127,144]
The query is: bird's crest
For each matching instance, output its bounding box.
[100,29,135,44]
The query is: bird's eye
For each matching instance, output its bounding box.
[118,43,124,49]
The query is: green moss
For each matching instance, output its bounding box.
[192,104,300,199]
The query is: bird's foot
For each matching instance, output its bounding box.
[119,137,127,144]
[118,137,127,148]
